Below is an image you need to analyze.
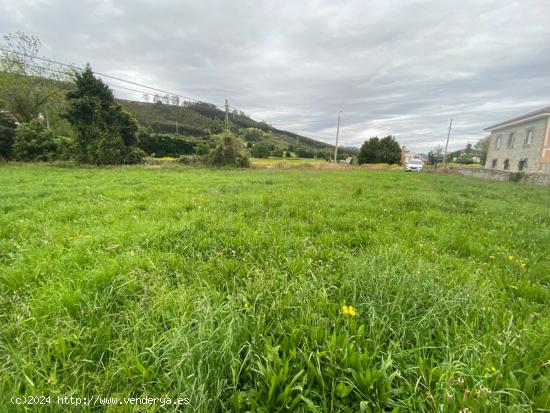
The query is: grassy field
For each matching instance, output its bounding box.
[250,157,327,167]
[0,164,549,412]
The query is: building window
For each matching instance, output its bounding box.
[503,159,510,170]
[494,135,501,150]
[507,132,515,148]
[491,159,498,168]
[518,158,528,171]
[524,129,533,146]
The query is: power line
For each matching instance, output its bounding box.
[1,48,487,148]
[260,118,332,127]
[2,48,341,139]
[0,57,74,77]
[0,57,180,102]
[0,47,206,104]
[2,51,336,145]
[1,49,370,146]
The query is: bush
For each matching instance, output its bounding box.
[241,128,263,142]
[235,154,251,168]
[13,121,59,161]
[138,130,196,157]
[296,148,315,158]
[124,147,146,164]
[0,112,17,160]
[250,142,271,158]
[81,132,144,165]
[196,142,212,155]
[53,136,76,161]
[177,154,205,165]
[208,134,250,168]
[509,172,525,182]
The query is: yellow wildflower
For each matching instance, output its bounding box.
[342,305,357,317]
[508,255,514,261]
[520,262,526,269]
[491,366,496,373]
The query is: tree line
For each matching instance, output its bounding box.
[3,32,488,168]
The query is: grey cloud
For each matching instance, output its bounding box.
[1,0,549,151]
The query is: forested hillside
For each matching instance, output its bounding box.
[0,64,354,160]
[117,99,354,159]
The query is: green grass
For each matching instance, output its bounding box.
[0,164,549,412]
[250,157,326,166]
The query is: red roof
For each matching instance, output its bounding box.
[485,106,550,131]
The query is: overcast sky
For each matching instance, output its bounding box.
[1,0,549,151]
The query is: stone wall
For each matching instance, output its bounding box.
[441,166,550,185]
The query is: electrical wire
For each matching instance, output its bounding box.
[0,48,206,104]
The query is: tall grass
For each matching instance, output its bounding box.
[0,164,549,412]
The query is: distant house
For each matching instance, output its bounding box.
[0,110,19,125]
[401,146,424,164]
[448,145,480,164]
[484,106,550,173]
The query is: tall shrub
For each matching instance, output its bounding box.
[208,134,249,167]
[64,64,143,164]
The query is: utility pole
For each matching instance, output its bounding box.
[333,111,342,162]
[44,102,50,129]
[224,99,229,132]
[443,118,453,165]
[175,120,179,135]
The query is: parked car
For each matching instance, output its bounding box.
[405,159,423,172]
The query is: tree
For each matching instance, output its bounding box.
[358,137,380,164]
[316,149,332,161]
[455,143,475,164]
[0,111,17,159]
[250,142,271,158]
[296,148,314,158]
[241,128,263,142]
[378,136,401,164]
[474,137,488,165]
[427,145,444,165]
[358,135,402,164]
[0,32,72,122]
[64,64,143,164]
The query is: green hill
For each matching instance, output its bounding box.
[1,68,355,159]
[117,99,356,159]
